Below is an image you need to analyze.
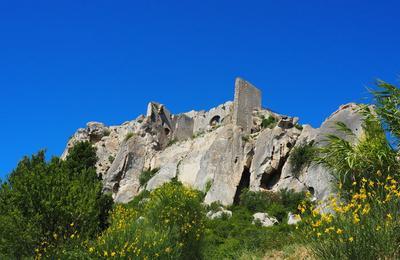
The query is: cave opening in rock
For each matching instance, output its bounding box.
[233,166,251,204]
[209,115,221,126]
[259,159,286,190]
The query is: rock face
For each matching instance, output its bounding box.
[62,78,365,205]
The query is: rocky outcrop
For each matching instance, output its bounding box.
[62,78,366,205]
[252,212,278,227]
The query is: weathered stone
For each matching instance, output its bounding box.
[233,78,262,133]
[252,212,278,227]
[61,78,366,209]
[206,208,233,220]
[250,127,301,191]
[287,212,301,225]
[172,114,194,141]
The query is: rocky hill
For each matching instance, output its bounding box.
[62,78,363,205]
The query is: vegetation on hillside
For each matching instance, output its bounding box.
[1,79,400,259]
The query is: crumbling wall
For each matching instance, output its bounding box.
[233,78,262,133]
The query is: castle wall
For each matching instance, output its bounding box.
[232,78,261,133]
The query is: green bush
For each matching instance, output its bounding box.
[261,116,277,129]
[124,132,135,141]
[90,181,205,259]
[202,206,298,259]
[289,141,315,177]
[139,168,159,186]
[238,188,306,222]
[0,141,113,258]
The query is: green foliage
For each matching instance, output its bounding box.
[205,179,213,194]
[124,132,135,141]
[316,114,398,195]
[202,206,299,259]
[0,142,113,258]
[167,138,178,147]
[242,135,250,142]
[304,80,400,259]
[371,80,400,144]
[294,124,303,130]
[289,141,315,177]
[239,188,306,222]
[90,181,205,259]
[139,168,159,186]
[108,155,115,164]
[261,116,277,129]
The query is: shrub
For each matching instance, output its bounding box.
[239,188,306,222]
[202,206,298,259]
[90,181,205,259]
[124,132,135,141]
[262,116,277,129]
[0,142,113,258]
[167,138,178,147]
[301,177,400,259]
[294,124,303,130]
[289,141,315,177]
[139,168,159,186]
[108,155,115,164]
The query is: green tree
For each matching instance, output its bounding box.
[0,141,113,258]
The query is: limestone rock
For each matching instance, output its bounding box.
[206,207,233,220]
[249,127,301,191]
[252,213,278,227]
[61,78,366,209]
[287,212,301,225]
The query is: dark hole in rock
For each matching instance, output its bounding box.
[164,128,171,136]
[259,159,286,190]
[233,167,251,204]
[209,115,221,126]
[308,187,315,195]
[112,182,119,193]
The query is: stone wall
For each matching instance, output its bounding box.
[232,78,262,133]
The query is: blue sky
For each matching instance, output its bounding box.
[1,0,399,179]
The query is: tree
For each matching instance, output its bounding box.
[0,141,113,258]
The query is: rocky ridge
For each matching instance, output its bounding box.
[62,78,363,205]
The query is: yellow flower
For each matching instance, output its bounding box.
[88,247,94,253]
[352,181,357,186]
[362,177,367,183]
[165,247,172,253]
[387,213,393,220]
[70,234,75,239]
[317,232,322,237]
[369,180,374,187]
[111,252,116,257]
[104,251,108,257]
[349,237,354,242]
[70,222,74,227]
[336,228,343,234]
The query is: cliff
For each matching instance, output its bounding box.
[62,78,364,205]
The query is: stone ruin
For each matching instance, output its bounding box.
[62,77,364,205]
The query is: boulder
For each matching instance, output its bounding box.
[206,208,233,220]
[287,212,301,225]
[252,213,278,227]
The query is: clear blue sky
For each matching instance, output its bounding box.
[1,0,399,179]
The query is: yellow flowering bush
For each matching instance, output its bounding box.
[300,176,400,259]
[88,181,205,259]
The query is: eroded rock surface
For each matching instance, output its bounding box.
[62,78,366,205]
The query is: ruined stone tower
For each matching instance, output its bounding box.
[232,78,262,133]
